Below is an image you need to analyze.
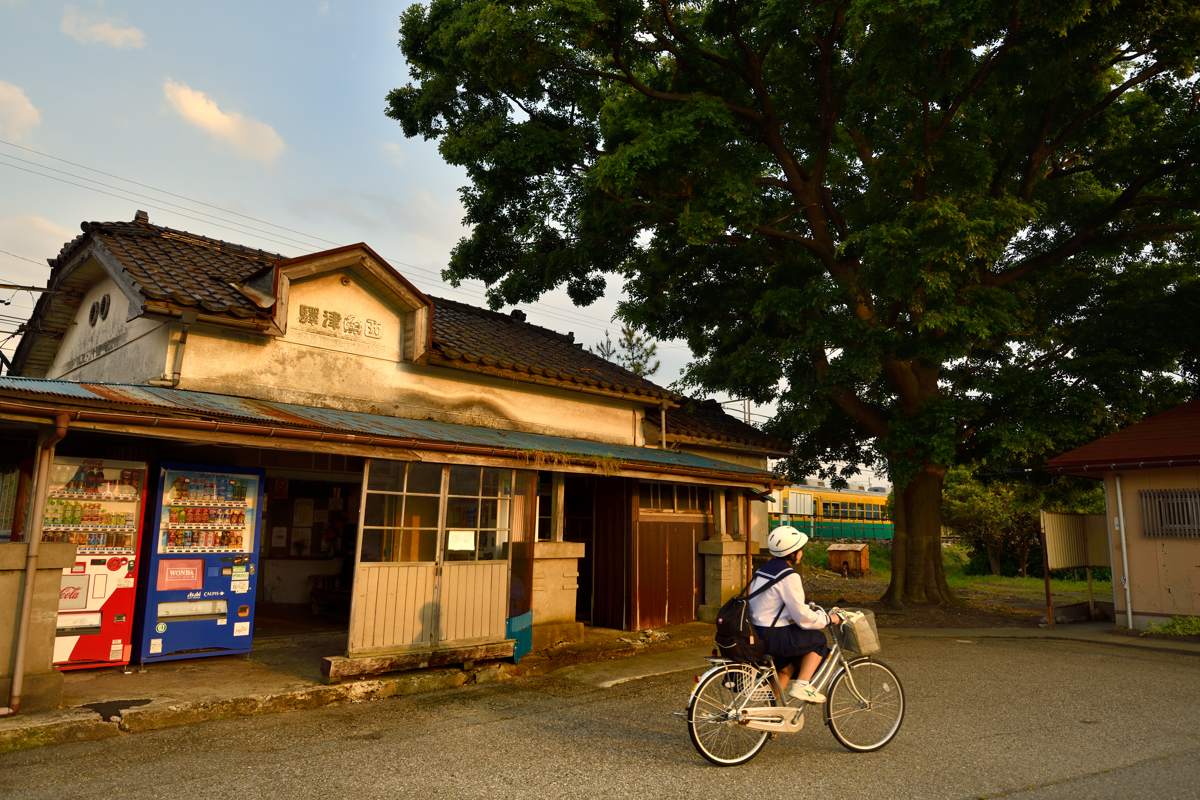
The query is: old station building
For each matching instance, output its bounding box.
[0,211,781,689]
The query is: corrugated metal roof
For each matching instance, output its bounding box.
[1047,401,1200,471]
[0,376,770,479]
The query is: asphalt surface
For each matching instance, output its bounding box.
[2,635,1198,800]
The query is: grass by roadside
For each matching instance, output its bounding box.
[797,538,1113,628]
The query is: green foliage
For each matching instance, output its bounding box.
[943,466,1104,577]
[390,0,1200,599]
[1143,616,1200,637]
[591,323,661,376]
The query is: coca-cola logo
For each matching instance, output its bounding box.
[59,575,89,609]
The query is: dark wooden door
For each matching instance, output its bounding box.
[591,478,633,629]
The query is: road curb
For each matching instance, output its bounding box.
[0,634,712,754]
[0,709,119,754]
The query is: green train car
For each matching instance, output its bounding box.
[768,514,894,541]
[768,483,894,541]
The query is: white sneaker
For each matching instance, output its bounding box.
[786,681,826,704]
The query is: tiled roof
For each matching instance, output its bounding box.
[56,213,280,318]
[654,398,788,455]
[426,295,669,400]
[1047,401,1200,472]
[15,213,670,401]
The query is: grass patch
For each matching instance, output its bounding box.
[1143,616,1200,637]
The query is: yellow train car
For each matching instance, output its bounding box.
[768,482,893,541]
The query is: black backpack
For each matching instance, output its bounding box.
[713,568,794,662]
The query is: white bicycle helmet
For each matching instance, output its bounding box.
[767,525,809,558]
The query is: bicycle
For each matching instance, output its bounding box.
[684,608,905,766]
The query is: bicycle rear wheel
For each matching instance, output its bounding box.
[824,657,905,752]
[687,664,774,766]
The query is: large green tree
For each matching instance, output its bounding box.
[389,1,1200,605]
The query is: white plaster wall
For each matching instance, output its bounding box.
[677,444,770,471]
[46,276,170,383]
[174,271,645,445]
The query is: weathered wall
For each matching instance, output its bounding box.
[0,542,76,712]
[175,271,644,445]
[46,276,169,383]
[1103,468,1200,628]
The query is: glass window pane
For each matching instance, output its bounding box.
[406,462,442,494]
[403,495,440,528]
[367,460,405,492]
[639,486,653,509]
[446,496,479,528]
[449,466,480,496]
[477,529,508,560]
[364,493,403,527]
[445,527,477,561]
[481,468,511,497]
[360,528,437,562]
[479,499,498,529]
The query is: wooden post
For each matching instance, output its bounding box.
[550,473,565,542]
[1086,566,1095,620]
[1038,523,1055,628]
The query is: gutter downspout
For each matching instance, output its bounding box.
[1113,474,1134,630]
[149,311,196,388]
[2,412,68,716]
[659,404,667,450]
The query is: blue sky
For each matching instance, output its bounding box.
[0,0,783,426]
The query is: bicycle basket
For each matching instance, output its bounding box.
[840,609,881,655]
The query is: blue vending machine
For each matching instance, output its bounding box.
[137,464,264,663]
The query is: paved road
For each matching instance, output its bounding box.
[2,635,1199,800]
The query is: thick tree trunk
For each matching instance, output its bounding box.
[985,540,1002,576]
[882,467,955,607]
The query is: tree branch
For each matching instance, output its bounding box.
[812,348,890,438]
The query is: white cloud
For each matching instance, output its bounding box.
[60,5,146,49]
[381,141,407,168]
[163,80,285,165]
[317,1,331,15]
[0,81,39,141]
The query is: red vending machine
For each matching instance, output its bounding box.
[40,456,148,669]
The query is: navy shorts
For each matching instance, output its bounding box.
[755,625,829,671]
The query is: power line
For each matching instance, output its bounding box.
[0,143,692,348]
[0,137,346,247]
[0,249,47,268]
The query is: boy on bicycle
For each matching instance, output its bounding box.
[749,525,841,703]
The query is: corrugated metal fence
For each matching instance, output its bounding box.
[1040,511,1109,569]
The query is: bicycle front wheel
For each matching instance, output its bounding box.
[687,664,774,766]
[824,658,905,752]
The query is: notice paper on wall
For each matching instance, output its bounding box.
[271,526,288,548]
[447,529,476,551]
[293,498,314,527]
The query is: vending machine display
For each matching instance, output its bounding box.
[42,457,148,669]
[136,465,264,663]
